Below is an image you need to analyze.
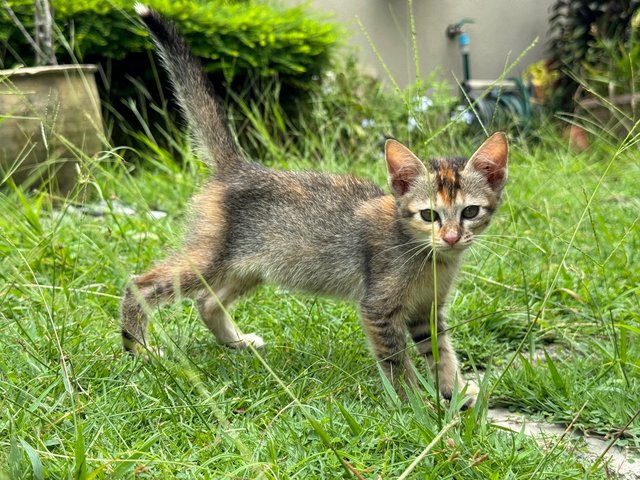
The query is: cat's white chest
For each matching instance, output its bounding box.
[407,256,462,308]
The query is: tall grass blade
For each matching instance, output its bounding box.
[74,421,87,480]
[336,402,363,436]
[544,349,565,394]
[19,440,44,480]
[397,418,459,480]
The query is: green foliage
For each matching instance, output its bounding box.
[2,64,640,475]
[223,56,466,171]
[582,14,640,97]
[1,37,639,475]
[0,0,339,148]
[0,0,338,84]
[548,0,640,107]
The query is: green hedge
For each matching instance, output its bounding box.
[1,0,338,84]
[1,0,339,149]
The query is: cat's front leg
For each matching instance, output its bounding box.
[407,311,478,408]
[359,300,417,395]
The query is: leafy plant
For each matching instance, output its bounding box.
[1,0,338,83]
[1,90,638,476]
[0,0,339,147]
[547,0,640,108]
[1,0,56,65]
[523,60,559,101]
[582,11,640,98]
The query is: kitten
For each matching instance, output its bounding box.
[123,5,509,408]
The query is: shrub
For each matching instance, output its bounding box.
[0,0,339,147]
[547,0,640,108]
[1,0,337,83]
[582,10,640,98]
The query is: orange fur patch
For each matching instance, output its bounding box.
[357,194,396,221]
[436,165,459,205]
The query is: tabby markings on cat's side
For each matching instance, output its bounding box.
[122,3,509,409]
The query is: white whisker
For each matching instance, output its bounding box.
[372,238,426,259]
[399,243,433,270]
[389,241,431,263]
[418,247,434,272]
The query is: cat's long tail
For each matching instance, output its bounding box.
[134,4,243,173]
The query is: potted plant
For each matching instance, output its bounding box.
[578,16,640,135]
[548,0,639,136]
[0,0,104,195]
[524,60,559,103]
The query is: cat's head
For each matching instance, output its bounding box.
[385,132,508,260]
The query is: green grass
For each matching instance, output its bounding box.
[1,77,639,477]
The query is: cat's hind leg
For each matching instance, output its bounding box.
[196,280,264,349]
[121,253,209,354]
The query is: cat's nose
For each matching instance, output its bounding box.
[443,230,461,246]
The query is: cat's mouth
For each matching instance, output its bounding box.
[434,241,469,255]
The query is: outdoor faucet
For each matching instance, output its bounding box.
[446,18,474,84]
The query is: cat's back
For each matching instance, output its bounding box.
[221,163,384,226]
[226,162,383,203]
[215,163,387,298]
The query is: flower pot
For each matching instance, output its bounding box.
[0,64,105,195]
[532,83,546,102]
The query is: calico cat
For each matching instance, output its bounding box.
[123,5,509,408]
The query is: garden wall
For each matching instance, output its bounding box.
[284,0,554,88]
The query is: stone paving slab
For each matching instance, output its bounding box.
[489,407,640,479]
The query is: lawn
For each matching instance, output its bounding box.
[1,79,639,478]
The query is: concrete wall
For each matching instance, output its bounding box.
[285,0,554,89]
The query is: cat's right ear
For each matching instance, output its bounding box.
[385,139,427,196]
[466,132,509,192]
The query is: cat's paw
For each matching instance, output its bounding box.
[123,342,165,360]
[461,383,479,410]
[242,333,265,348]
[224,333,265,349]
[441,382,479,409]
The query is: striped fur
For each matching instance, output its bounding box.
[122,7,509,408]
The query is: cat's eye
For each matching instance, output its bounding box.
[420,209,440,223]
[461,205,480,219]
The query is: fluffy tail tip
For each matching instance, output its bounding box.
[134,3,151,17]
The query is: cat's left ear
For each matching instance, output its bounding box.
[385,139,427,196]
[466,132,509,192]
